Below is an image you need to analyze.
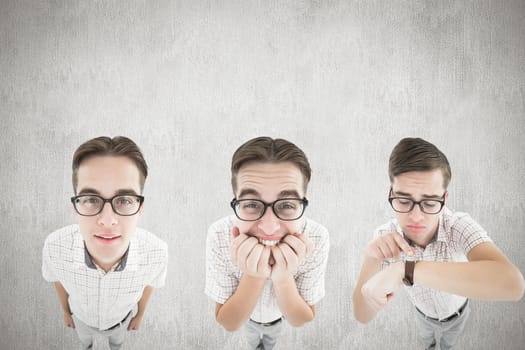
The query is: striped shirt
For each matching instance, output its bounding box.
[205,216,330,323]
[42,224,168,330]
[378,207,492,320]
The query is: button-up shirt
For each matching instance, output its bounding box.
[42,225,168,330]
[378,207,492,320]
[205,216,330,323]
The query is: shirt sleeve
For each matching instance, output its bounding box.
[42,238,58,282]
[452,213,493,254]
[295,224,330,305]
[204,221,239,304]
[148,241,168,288]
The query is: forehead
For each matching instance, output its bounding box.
[76,156,141,195]
[392,170,445,194]
[236,162,305,198]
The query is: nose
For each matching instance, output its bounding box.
[97,202,118,227]
[257,207,281,235]
[408,203,425,222]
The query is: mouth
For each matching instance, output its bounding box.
[407,225,425,232]
[94,234,121,243]
[258,235,283,247]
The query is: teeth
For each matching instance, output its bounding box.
[260,239,279,247]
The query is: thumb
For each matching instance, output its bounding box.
[231,226,240,238]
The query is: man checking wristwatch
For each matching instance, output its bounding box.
[352,137,524,350]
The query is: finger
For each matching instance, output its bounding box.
[375,242,390,260]
[393,234,414,255]
[271,245,286,268]
[384,236,401,258]
[245,243,264,273]
[278,243,298,270]
[258,246,272,275]
[293,232,314,256]
[283,235,306,261]
[236,237,259,271]
[230,232,250,263]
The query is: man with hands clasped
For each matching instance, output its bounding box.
[205,137,329,349]
[353,137,524,350]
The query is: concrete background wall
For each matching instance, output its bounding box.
[1,1,524,349]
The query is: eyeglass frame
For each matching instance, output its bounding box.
[70,194,145,217]
[388,188,446,215]
[230,197,309,222]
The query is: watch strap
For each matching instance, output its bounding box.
[403,260,416,286]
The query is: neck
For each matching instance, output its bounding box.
[85,245,129,273]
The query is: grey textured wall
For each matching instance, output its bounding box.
[1,1,524,349]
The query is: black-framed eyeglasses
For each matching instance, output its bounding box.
[388,189,446,215]
[230,197,308,221]
[71,194,144,216]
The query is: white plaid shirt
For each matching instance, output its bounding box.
[378,207,492,320]
[42,225,168,330]
[205,216,329,323]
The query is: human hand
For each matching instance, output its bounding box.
[365,232,414,261]
[230,226,271,279]
[361,261,404,312]
[270,233,314,283]
[63,313,75,328]
[127,315,142,331]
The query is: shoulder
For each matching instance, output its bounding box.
[43,225,82,262]
[303,218,329,241]
[442,208,486,234]
[133,228,168,256]
[207,216,234,234]
[44,224,80,249]
[206,216,234,246]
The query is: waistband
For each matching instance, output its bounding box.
[249,317,282,327]
[103,310,133,331]
[416,299,468,323]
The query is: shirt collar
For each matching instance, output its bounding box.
[82,242,132,272]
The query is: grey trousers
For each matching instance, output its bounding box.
[72,311,134,350]
[414,302,471,350]
[243,318,284,350]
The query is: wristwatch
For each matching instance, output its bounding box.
[402,255,417,286]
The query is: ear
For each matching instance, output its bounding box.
[444,191,449,201]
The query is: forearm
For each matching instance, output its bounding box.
[135,286,155,319]
[352,256,382,323]
[215,275,266,331]
[54,282,72,315]
[415,260,524,301]
[273,275,315,327]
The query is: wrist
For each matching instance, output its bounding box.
[271,273,294,287]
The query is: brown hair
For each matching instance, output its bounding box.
[72,136,148,193]
[389,137,451,188]
[231,137,311,193]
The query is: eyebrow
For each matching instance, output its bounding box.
[393,190,443,199]
[237,188,302,199]
[77,188,139,196]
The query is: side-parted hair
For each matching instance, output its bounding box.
[231,137,311,193]
[389,137,451,188]
[72,136,148,193]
